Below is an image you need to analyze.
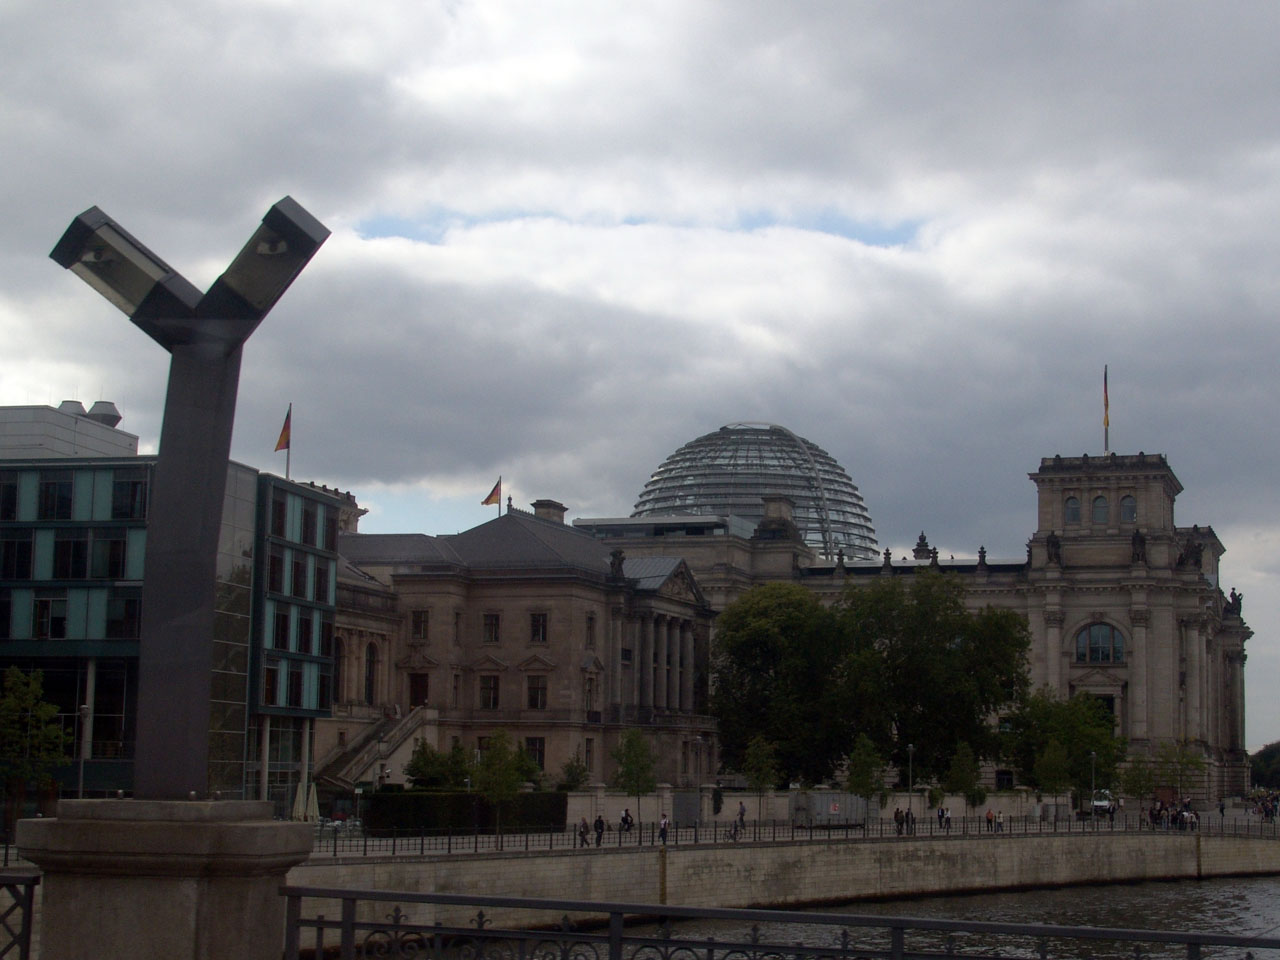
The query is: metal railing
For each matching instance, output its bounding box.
[281,885,1280,960]
[0,874,38,960]
[307,813,1280,859]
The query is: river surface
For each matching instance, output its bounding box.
[639,877,1280,958]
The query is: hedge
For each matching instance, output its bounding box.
[364,789,568,835]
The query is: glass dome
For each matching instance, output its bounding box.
[632,423,878,560]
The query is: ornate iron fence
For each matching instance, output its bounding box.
[281,886,1280,960]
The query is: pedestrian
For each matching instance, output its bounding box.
[578,817,590,848]
[985,808,994,832]
[594,813,605,847]
[894,807,904,836]
[659,813,669,844]
[621,808,633,832]
[737,800,747,830]
[944,807,951,832]
[937,806,945,829]
[996,811,1004,833]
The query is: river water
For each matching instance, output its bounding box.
[642,877,1280,959]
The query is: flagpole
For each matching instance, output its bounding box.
[1103,366,1110,455]
[285,403,292,481]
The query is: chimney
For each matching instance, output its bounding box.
[58,400,87,417]
[86,401,122,428]
[531,499,567,524]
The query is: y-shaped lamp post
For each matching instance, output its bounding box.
[51,198,328,799]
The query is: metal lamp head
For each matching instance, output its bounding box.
[50,208,202,345]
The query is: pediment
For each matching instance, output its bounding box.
[396,651,440,670]
[658,561,705,606]
[1068,666,1125,692]
[518,653,558,672]
[580,653,605,673]
[469,653,510,671]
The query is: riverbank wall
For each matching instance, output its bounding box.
[288,832,1280,924]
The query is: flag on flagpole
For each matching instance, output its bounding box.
[1103,366,1109,429]
[482,477,501,506]
[274,405,292,452]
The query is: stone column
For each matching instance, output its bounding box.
[639,615,652,708]
[655,616,669,710]
[1129,608,1149,740]
[665,618,678,710]
[1184,617,1203,743]
[680,622,694,713]
[1043,608,1064,694]
[18,799,312,960]
[610,608,623,708]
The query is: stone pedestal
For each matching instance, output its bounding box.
[17,799,312,960]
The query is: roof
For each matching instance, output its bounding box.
[336,532,462,565]
[442,509,614,572]
[621,556,682,591]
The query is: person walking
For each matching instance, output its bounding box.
[594,813,605,847]
[578,817,590,848]
[659,813,669,844]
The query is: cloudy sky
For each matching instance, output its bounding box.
[3,3,1277,747]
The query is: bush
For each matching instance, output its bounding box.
[364,790,567,835]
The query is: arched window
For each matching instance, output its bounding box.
[1092,496,1109,524]
[1120,495,1136,523]
[1075,623,1125,664]
[364,642,378,705]
[1064,497,1081,524]
[333,637,345,703]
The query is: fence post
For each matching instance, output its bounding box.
[608,910,625,960]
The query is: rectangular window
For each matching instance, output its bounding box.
[287,664,303,707]
[313,558,329,603]
[111,469,148,520]
[297,609,314,655]
[323,513,338,552]
[105,594,141,639]
[584,738,594,773]
[0,532,33,579]
[319,614,333,657]
[52,530,88,578]
[410,610,429,641]
[34,593,67,639]
[317,672,331,711]
[621,647,632,664]
[268,545,285,594]
[263,662,279,706]
[38,473,72,520]
[300,502,317,546]
[273,608,290,650]
[479,674,499,709]
[525,737,545,771]
[452,673,460,707]
[271,491,287,538]
[527,675,547,710]
[291,555,307,598]
[482,613,500,644]
[530,612,548,644]
[995,769,1015,791]
[586,613,596,649]
[453,611,462,645]
[0,591,9,640]
[585,676,596,711]
[91,529,127,579]
[0,472,18,522]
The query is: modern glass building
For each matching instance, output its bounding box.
[632,423,878,560]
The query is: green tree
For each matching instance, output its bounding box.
[556,749,589,791]
[1121,753,1157,809]
[1251,741,1280,790]
[472,731,537,839]
[740,735,780,821]
[1033,739,1072,816]
[610,729,657,815]
[710,583,848,784]
[835,572,1031,783]
[1155,739,1207,799]
[404,740,473,790]
[843,734,887,812]
[1004,688,1124,805]
[944,742,986,814]
[0,668,69,828]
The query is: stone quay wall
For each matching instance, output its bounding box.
[287,832,1280,926]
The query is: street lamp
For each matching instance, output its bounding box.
[76,704,91,799]
[51,199,328,800]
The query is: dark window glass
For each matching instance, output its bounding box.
[291,555,307,598]
[1064,496,1080,524]
[313,558,329,604]
[91,529,127,579]
[585,613,596,648]
[274,608,290,649]
[52,531,88,578]
[1075,623,1125,664]
[409,673,429,706]
[263,662,279,706]
[995,769,1014,790]
[105,595,141,639]
[301,502,317,546]
[1092,495,1109,524]
[0,532,33,579]
[0,473,17,522]
[333,637,344,700]
[268,545,285,593]
[0,591,10,640]
[530,612,548,644]
[527,675,547,710]
[479,674,499,709]
[411,610,429,640]
[111,469,148,520]
[34,593,67,639]
[38,473,73,520]
[323,513,338,551]
[1120,495,1137,523]
[364,643,378,705]
[317,672,331,711]
[287,665,303,707]
[525,736,545,770]
[319,615,333,658]
[271,492,287,538]
[483,613,500,643]
[621,647,632,663]
[297,609,313,655]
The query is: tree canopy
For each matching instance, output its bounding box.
[710,573,1031,786]
[1003,688,1124,804]
[0,667,68,793]
[610,729,657,804]
[404,740,474,791]
[1251,741,1280,790]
